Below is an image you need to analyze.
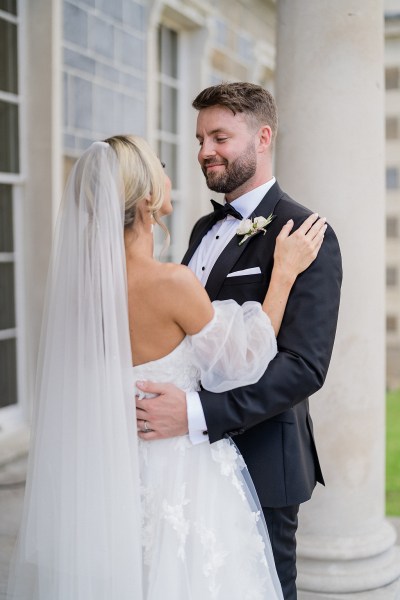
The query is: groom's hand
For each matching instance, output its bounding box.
[135,381,188,440]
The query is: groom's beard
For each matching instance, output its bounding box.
[202,142,257,194]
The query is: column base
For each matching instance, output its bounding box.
[297,542,400,594]
[298,572,400,600]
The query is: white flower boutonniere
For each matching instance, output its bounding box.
[236,214,275,246]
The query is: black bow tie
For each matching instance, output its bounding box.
[210,199,243,221]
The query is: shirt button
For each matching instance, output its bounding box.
[202,430,208,436]
[202,266,205,271]
[216,235,219,239]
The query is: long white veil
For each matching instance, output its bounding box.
[7,142,143,599]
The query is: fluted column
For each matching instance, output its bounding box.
[275,0,400,593]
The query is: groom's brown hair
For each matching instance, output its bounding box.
[192,82,278,144]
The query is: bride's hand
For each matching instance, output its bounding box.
[274,213,327,281]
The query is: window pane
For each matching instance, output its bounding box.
[387,217,399,238]
[158,83,178,133]
[385,67,400,90]
[386,167,399,190]
[0,0,17,15]
[387,315,398,333]
[0,18,18,94]
[158,27,178,78]
[0,262,15,329]
[0,337,17,408]
[0,184,13,252]
[158,140,177,183]
[0,100,19,173]
[386,117,399,140]
[387,267,398,287]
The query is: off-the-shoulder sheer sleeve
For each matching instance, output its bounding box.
[188,300,277,393]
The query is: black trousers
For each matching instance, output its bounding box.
[263,505,300,600]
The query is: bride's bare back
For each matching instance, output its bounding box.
[126,256,213,366]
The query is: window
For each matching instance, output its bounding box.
[0,1,17,14]
[386,117,399,140]
[0,5,19,173]
[385,67,400,90]
[387,315,398,333]
[155,25,181,262]
[387,216,399,238]
[386,167,399,190]
[0,2,20,412]
[387,266,398,287]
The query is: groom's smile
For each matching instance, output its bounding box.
[205,162,225,170]
[203,159,227,173]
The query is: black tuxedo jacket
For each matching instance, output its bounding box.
[182,181,342,508]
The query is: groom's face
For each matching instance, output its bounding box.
[196,105,258,199]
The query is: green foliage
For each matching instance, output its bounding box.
[386,389,400,516]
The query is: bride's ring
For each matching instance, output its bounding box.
[143,420,150,432]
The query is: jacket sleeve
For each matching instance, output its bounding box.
[199,224,343,443]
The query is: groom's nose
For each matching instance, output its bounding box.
[198,139,217,162]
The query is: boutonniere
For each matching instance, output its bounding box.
[236,214,275,246]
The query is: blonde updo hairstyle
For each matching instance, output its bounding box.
[103,134,166,231]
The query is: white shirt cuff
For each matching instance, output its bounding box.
[186,391,209,445]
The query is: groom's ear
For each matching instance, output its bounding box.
[257,125,272,153]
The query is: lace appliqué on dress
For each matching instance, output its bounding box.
[194,521,229,598]
[162,484,190,561]
[141,484,157,567]
[211,439,247,501]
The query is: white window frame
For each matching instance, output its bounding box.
[147,3,210,264]
[0,0,28,433]
[153,23,183,263]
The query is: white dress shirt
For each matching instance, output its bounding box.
[187,177,276,444]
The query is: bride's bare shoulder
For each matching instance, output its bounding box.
[158,262,203,290]
[159,262,209,301]
[157,263,212,333]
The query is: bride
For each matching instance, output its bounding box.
[7,136,325,600]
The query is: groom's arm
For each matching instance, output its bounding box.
[136,225,341,442]
[200,225,342,443]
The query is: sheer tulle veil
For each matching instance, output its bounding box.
[7,142,143,599]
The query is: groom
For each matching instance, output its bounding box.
[136,82,342,599]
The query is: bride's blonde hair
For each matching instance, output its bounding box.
[104,135,167,236]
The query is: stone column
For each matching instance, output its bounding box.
[24,0,62,418]
[275,0,400,593]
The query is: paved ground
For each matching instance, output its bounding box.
[1,456,399,599]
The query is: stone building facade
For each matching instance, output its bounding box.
[0,0,277,448]
[1,0,399,596]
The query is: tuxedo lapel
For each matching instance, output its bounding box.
[205,181,285,299]
[249,181,284,221]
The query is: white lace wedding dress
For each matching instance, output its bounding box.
[7,300,283,600]
[135,300,283,600]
